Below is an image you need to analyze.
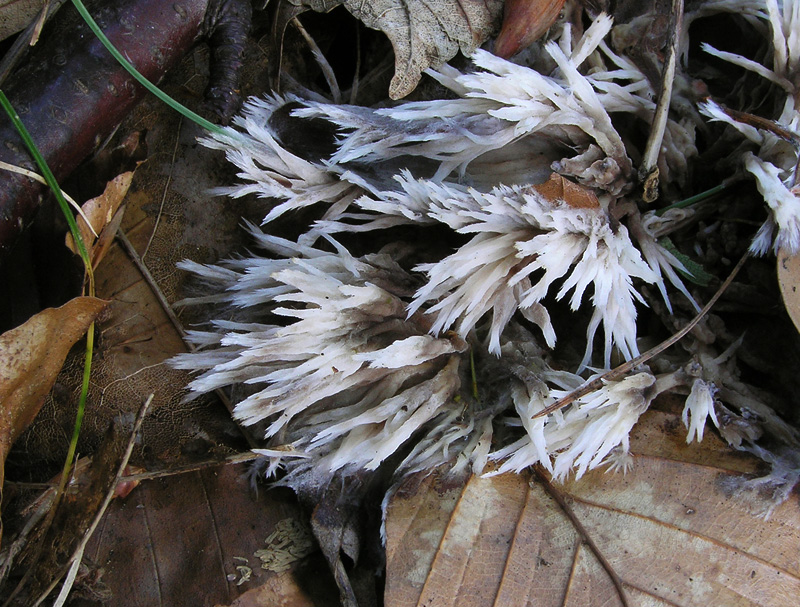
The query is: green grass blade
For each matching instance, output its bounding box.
[0,90,96,499]
[0,90,90,267]
[70,0,229,137]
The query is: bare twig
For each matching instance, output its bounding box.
[117,229,259,447]
[533,465,630,607]
[640,0,684,203]
[117,230,189,340]
[121,451,259,481]
[5,451,260,492]
[532,249,750,420]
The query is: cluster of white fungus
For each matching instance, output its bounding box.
[173,5,800,497]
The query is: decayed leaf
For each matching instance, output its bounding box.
[65,170,134,267]
[84,463,339,607]
[384,406,800,607]
[294,0,504,98]
[0,0,44,41]
[777,248,800,334]
[494,0,565,58]
[533,173,601,209]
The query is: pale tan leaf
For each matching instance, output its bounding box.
[777,248,800,334]
[294,0,504,99]
[385,406,800,607]
[0,0,44,41]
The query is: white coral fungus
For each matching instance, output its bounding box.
[682,379,720,443]
[491,369,657,481]
[172,7,787,488]
[385,178,659,367]
[172,232,484,480]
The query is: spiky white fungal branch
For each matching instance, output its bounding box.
[373,177,661,367]
[172,233,502,486]
[202,13,698,219]
[489,367,660,481]
[190,13,703,371]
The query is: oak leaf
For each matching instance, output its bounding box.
[293,0,504,98]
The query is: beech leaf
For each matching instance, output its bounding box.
[293,0,504,99]
[384,406,800,607]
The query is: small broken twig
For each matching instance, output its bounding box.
[640,0,684,203]
[33,394,154,607]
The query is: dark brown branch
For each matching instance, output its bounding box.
[0,0,252,261]
[0,0,207,260]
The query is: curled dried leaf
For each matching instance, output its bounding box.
[65,171,133,266]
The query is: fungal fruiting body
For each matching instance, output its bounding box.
[174,6,800,503]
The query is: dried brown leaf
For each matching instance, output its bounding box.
[0,298,106,463]
[85,464,338,606]
[533,173,601,209]
[778,248,800,334]
[65,170,134,267]
[0,296,106,541]
[384,406,800,607]
[293,0,504,99]
[494,0,565,59]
